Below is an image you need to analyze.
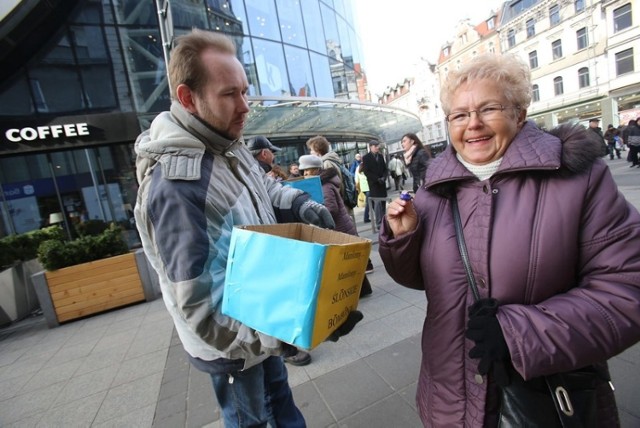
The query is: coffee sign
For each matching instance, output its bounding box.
[5,123,90,142]
[0,112,140,154]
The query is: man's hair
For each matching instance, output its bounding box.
[168,29,237,100]
[306,135,330,155]
[440,53,532,114]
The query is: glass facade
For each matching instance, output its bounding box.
[0,0,420,240]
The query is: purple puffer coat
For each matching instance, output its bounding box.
[379,121,640,427]
[319,167,357,236]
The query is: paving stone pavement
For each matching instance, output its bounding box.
[1,161,639,427]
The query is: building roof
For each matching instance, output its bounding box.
[245,96,422,143]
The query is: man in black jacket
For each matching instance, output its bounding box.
[362,140,388,228]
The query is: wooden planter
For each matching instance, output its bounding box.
[32,250,160,327]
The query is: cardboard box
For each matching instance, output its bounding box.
[222,223,371,349]
[282,176,324,204]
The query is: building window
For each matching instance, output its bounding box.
[443,46,450,57]
[532,84,540,102]
[614,4,632,33]
[575,0,584,13]
[507,29,516,48]
[578,67,590,88]
[552,39,563,60]
[616,48,634,76]
[526,18,536,38]
[549,4,560,26]
[489,42,495,53]
[554,76,563,96]
[576,27,588,50]
[529,50,538,69]
[487,17,495,30]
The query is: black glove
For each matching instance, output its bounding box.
[298,199,335,229]
[326,310,364,342]
[465,298,511,387]
[377,177,385,185]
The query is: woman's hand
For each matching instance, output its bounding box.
[386,194,418,237]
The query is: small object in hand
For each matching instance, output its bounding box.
[400,191,413,201]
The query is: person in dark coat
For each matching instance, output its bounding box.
[361,140,387,228]
[401,132,431,193]
[298,154,372,297]
[603,124,621,160]
[587,118,608,157]
[380,53,640,427]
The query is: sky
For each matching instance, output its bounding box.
[352,0,504,96]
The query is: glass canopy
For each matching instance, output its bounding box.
[245,96,422,143]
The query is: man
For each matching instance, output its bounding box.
[361,140,388,228]
[288,162,301,178]
[247,135,280,173]
[248,136,313,367]
[603,124,621,160]
[134,29,359,427]
[588,118,608,157]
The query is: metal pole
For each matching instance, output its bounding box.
[156,0,173,91]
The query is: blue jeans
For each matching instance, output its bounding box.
[210,356,306,428]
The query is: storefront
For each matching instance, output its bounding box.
[0,113,141,245]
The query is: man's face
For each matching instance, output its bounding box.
[290,164,299,175]
[191,49,250,140]
[369,144,380,153]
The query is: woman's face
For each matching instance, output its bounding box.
[401,136,414,152]
[303,168,320,177]
[447,79,525,165]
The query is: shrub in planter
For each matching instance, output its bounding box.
[0,226,65,270]
[75,219,109,237]
[37,223,129,271]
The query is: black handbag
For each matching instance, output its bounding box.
[450,195,606,428]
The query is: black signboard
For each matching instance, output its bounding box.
[0,112,141,155]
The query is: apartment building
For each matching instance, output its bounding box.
[496,0,639,128]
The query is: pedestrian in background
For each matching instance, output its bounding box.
[603,124,621,160]
[288,162,301,178]
[356,163,371,224]
[388,154,406,191]
[349,152,362,175]
[401,133,430,193]
[361,140,387,228]
[624,119,640,167]
[380,53,640,427]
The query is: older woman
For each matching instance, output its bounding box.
[298,154,372,297]
[401,133,431,193]
[379,53,640,427]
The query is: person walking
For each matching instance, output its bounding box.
[603,124,621,160]
[134,29,361,428]
[380,53,640,427]
[356,163,371,224]
[298,154,373,296]
[388,154,406,191]
[623,119,640,167]
[361,140,387,228]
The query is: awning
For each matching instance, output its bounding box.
[245,96,422,143]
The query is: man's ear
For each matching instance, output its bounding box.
[176,84,198,114]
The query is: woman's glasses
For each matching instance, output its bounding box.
[446,104,520,126]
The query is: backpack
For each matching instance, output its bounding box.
[329,160,358,209]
